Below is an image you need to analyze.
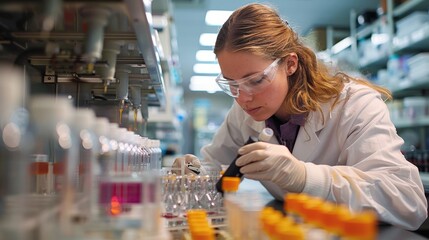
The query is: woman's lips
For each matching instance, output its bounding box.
[245,107,261,115]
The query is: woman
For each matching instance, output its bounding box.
[175,3,427,230]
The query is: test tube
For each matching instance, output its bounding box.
[30,154,50,195]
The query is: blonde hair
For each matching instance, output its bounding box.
[214,3,391,117]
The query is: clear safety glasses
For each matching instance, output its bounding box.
[215,58,281,98]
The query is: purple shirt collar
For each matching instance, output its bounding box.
[265,114,306,151]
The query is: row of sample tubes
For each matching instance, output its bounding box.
[259,193,377,240]
[164,176,377,240]
[0,65,167,240]
[161,172,224,226]
[168,176,268,239]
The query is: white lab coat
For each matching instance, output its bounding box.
[201,81,428,230]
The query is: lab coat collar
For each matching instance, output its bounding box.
[293,105,326,161]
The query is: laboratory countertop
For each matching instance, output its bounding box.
[238,179,429,240]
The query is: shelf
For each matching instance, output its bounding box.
[124,0,166,108]
[393,117,429,128]
[390,78,429,97]
[0,0,167,111]
[419,172,429,192]
[393,0,429,18]
[356,18,384,40]
[394,23,429,53]
[359,54,389,73]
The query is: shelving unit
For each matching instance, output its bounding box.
[326,1,429,187]
[348,0,429,74]
[331,0,429,151]
[0,0,170,132]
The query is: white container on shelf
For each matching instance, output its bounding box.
[402,96,428,121]
[407,53,429,82]
[396,11,429,37]
[408,53,429,69]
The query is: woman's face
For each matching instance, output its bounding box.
[217,51,290,121]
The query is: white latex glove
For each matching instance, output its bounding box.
[172,154,203,175]
[236,142,306,193]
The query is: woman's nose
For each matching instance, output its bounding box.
[236,89,253,102]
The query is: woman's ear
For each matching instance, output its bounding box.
[286,53,298,76]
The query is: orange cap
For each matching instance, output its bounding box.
[276,224,305,240]
[222,176,240,192]
[342,210,377,239]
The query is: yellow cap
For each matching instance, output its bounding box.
[187,209,215,239]
[191,227,215,240]
[187,209,208,218]
[222,176,240,192]
[285,193,309,216]
[324,204,352,235]
[300,197,324,224]
[262,211,283,237]
[274,217,294,238]
[276,224,305,240]
[259,207,275,228]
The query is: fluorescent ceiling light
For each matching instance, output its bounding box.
[205,10,232,26]
[199,33,218,46]
[193,63,220,74]
[196,50,217,62]
[189,76,222,93]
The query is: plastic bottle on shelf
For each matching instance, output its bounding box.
[28,96,76,196]
[153,139,163,170]
[107,123,120,175]
[116,127,129,174]
[72,109,96,189]
[28,95,78,237]
[139,137,150,171]
[132,134,144,173]
[70,108,97,220]
[387,54,404,88]
[90,117,114,220]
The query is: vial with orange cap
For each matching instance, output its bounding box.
[222,176,240,239]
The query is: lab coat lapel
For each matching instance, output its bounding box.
[293,122,320,161]
[292,103,330,161]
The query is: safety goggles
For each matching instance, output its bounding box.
[215,58,281,98]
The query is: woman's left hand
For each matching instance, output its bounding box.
[236,142,306,193]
